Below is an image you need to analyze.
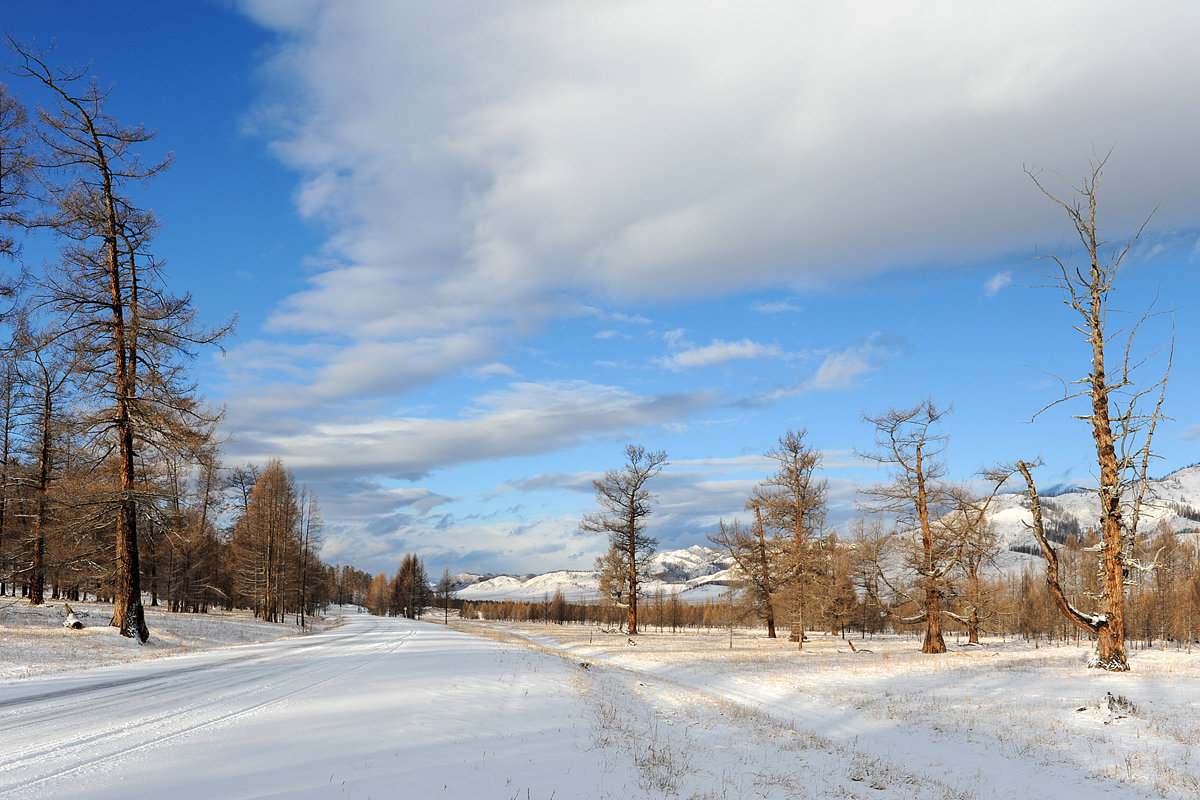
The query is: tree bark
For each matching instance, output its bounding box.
[1021,158,1158,671]
[626,537,638,635]
[752,501,776,638]
[915,443,946,654]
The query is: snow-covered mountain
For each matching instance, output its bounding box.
[457,466,1200,603]
[987,464,1200,554]
[456,544,733,603]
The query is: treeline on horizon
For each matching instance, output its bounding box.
[459,517,1200,649]
[360,553,454,620]
[565,408,1200,662]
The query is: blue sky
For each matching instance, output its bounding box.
[5,1,1200,577]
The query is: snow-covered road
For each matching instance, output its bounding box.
[3,614,1191,799]
[0,614,626,799]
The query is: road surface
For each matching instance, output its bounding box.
[0,614,612,799]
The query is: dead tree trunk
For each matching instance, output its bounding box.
[1021,154,1171,671]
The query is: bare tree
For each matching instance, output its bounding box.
[10,40,230,640]
[365,572,389,616]
[709,499,779,637]
[0,81,33,260]
[229,459,302,622]
[0,343,21,596]
[297,490,322,628]
[859,400,960,654]
[160,440,225,614]
[941,491,1002,644]
[390,553,429,619]
[1016,154,1171,671]
[226,463,261,518]
[0,81,32,594]
[434,567,457,624]
[849,516,889,638]
[580,444,669,635]
[15,322,77,605]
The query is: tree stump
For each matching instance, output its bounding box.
[62,603,83,630]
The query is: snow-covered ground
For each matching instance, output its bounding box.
[1,600,1197,798]
[0,600,317,681]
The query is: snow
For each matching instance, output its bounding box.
[988,464,1200,555]
[456,467,1200,607]
[0,600,310,681]
[1,600,1198,798]
[457,545,734,603]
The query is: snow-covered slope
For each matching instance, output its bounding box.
[459,467,1200,603]
[456,544,733,603]
[988,464,1200,553]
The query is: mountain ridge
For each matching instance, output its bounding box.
[456,465,1200,603]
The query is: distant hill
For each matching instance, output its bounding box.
[457,466,1200,603]
[456,545,733,603]
[986,464,1200,553]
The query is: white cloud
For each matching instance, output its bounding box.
[219,331,499,410]
[585,308,652,326]
[231,0,1200,415]
[242,0,1200,328]
[657,338,783,371]
[662,328,690,349]
[226,380,720,481]
[752,300,802,314]
[768,336,900,400]
[809,349,874,391]
[224,0,1200,574]
[984,271,1013,296]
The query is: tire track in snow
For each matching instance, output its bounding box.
[0,629,360,707]
[0,617,415,795]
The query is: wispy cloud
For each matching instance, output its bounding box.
[809,348,874,391]
[223,0,1200,576]
[657,338,783,371]
[226,380,720,482]
[984,271,1013,296]
[751,300,802,314]
[469,363,520,380]
[768,336,902,400]
[243,0,1200,329]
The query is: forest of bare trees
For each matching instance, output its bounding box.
[465,519,1200,654]
[0,42,385,637]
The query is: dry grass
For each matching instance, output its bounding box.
[456,620,1200,799]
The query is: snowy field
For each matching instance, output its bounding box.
[0,601,1197,799]
[0,600,321,681]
